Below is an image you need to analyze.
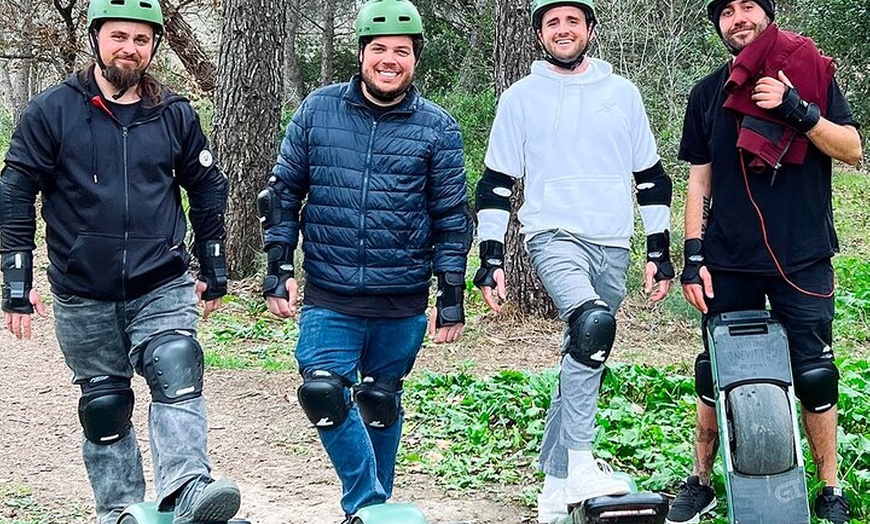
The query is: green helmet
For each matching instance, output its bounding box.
[87,0,164,33]
[355,0,424,41]
[531,0,596,29]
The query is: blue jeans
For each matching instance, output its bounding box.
[53,274,211,524]
[295,305,427,516]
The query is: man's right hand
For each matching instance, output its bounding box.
[4,288,46,340]
[680,238,714,314]
[262,242,298,318]
[473,240,507,313]
[266,277,299,318]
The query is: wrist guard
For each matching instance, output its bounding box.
[196,240,228,301]
[435,272,465,328]
[770,87,821,134]
[473,240,504,289]
[263,243,294,300]
[646,231,675,282]
[680,238,705,286]
[2,251,34,314]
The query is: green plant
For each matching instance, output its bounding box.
[833,257,870,348]
[402,364,557,490]
[198,293,298,371]
[402,360,870,521]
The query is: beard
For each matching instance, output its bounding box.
[102,62,145,93]
[724,20,769,54]
[360,70,413,104]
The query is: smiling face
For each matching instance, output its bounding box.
[537,5,591,65]
[96,19,155,91]
[717,0,771,52]
[359,35,417,106]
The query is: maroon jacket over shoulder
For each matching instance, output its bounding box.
[723,23,834,171]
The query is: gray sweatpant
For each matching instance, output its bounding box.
[53,274,211,524]
[526,230,629,478]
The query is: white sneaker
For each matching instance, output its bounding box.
[537,487,569,523]
[563,459,630,506]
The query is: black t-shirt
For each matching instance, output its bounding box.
[103,98,140,126]
[363,97,402,119]
[303,280,429,318]
[679,64,859,274]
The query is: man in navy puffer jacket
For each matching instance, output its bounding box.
[259,0,471,520]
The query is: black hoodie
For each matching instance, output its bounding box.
[0,65,227,300]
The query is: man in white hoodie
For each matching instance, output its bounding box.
[473,0,674,522]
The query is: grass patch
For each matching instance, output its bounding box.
[198,293,298,372]
[402,359,870,522]
[0,481,89,524]
[833,257,870,352]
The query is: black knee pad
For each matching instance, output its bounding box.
[78,376,134,445]
[354,376,402,429]
[142,331,204,404]
[567,299,615,369]
[794,361,839,413]
[298,369,351,429]
[694,353,715,406]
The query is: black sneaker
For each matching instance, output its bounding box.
[814,486,851,524]
[666,476,716,524]
[172,475,241,524]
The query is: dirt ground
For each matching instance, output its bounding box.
[0,253,698,524]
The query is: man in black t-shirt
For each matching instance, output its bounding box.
[666,1,863,524]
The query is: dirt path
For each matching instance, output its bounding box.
[0,243,703,524]
[0,306,537,524]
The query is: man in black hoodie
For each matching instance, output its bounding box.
[0,1,241,523]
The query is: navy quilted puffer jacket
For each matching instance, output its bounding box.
[265,76,472,296]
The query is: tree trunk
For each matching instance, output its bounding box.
[6,0,35,123]
[159,0,217,94]
[282,0,303,106]
[493,0,557,318]
[213,0,285,277]
[0,63,12,114]
[320,0,336,86]
[9,58,33,124]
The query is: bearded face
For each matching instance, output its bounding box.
[717,0,771,53]
[95,20,155,91]
[359,35,417,105]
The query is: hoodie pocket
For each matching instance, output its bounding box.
[63,234,187,299]
[539,176,632,241]
[125,236,188,295]
[64,233,125,298]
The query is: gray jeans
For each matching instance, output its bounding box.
[526,230,629,477]
[53,274,211,524]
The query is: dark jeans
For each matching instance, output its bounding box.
[53,274,211,524]
[703,258,836,369]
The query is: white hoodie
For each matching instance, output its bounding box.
[480,58,664,249]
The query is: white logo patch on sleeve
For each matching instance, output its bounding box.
[198,150,214,167]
